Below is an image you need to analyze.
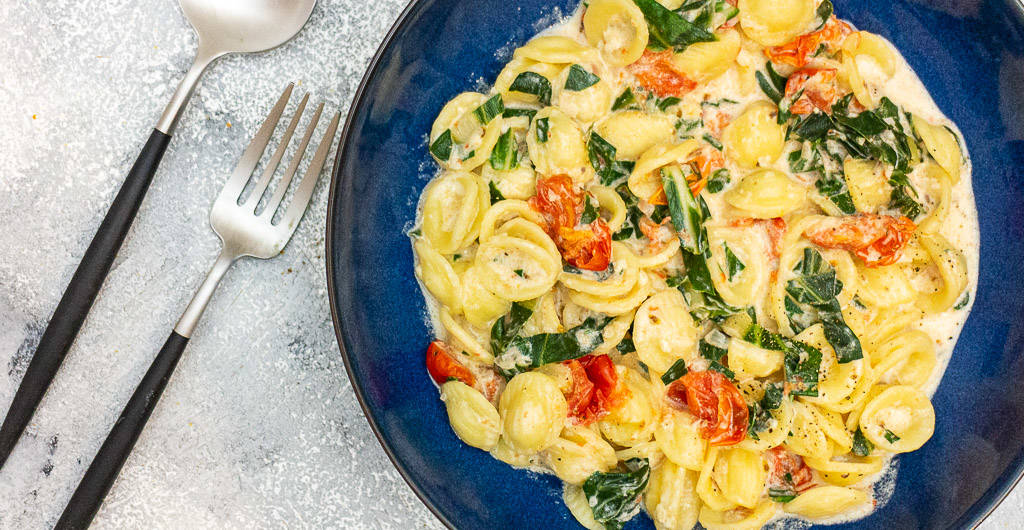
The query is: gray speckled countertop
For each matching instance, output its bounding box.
[0,1,1020,528]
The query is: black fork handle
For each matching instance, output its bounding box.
[55,330,189,530]
[0,129,171,470]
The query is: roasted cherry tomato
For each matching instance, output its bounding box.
[559,218,612,271]
[627,50,697,98]
[531,175,578,233]
[531,176,612,271]
[564,354,621,424]
[805,214,916,267]
[767,446,815,492]
[766,16,854,68]
[785,68,840,115]
[666,370,749,446]
[563,354,620,424]
[425,340,476,387]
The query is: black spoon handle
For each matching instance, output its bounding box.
[0,129,171,469]
[55,331,189,530]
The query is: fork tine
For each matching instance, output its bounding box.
[259,101,324,219]
[281,111,341,230]
[217,83,294,203]
[242,92,309,208]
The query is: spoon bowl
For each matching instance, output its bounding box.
[180,0,317,54]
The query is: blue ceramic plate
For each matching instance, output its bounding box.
[327,0,1024,527]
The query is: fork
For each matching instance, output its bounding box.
[55,84,341,529]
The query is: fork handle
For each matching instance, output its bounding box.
[55,330,188,530]
[0,129,171,470]
[56,249,234,528]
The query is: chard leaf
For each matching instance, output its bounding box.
[489,129,519,171]
[472,94,504,124]
[781,337,823,396]
[583,458,650,530]
[756,63,788,104]
[489,302,534,354]
[488,181,505,204]
[661,359,688,384]
[702,133,723,151]
[724,242,745,280]
[884,428,901,443]
[502,107,537,121]
[769,487,798,503]
[509,72,552,105]
[954,292,970,310]
[678,251,741,321]
[852,428,874,456]
[786,248,863,363]
[889,171,924,219]
[616,337,636,354]
[612,87,639,111]
[565,64,601,91]
[813,0,833,31]
[580,196,600,224]
[429,129,453,160]
[588,133,635,186]
[657,96,682,111]
[535,117,549,142]
[631,0,716,51]
[662,166,706,254]
[705,168,730,193]
[495,316,610,378]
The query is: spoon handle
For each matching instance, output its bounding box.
[0,130,170,470]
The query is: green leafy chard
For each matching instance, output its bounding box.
[588,133,636,186]
[509,72,552,105]
[744,323,822,396]
[662,165,706,254]
[488,181,505,204]
[705,168,730,193]
[723,242,745,281]
[852,428,875,456]
[583,458,650,530]
[535,117,550,142]
[494,316,610,378]
[785,248,863,363]
[489,129,519,171]
[489,302,534,354]
[661,359,688,384]
[612,87,639,111]
[472,94,504,124]
[631,0,716,51]
[565,64,601,91]
[429,129,453,161]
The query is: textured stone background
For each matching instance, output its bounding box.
[0,0,1019,528]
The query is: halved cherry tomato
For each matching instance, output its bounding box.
[767,446,816,492]
[627,50,697,98]
[666,370,748,446]
[530,175,578,233]
[425,340,476,386]
[531,176,612,271]
[805,214,916,267]
[785,68,840,115]
[563,354,620,424]
[559,219,613,271]
[766,16,854,68]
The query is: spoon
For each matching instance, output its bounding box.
[0,0,317,470]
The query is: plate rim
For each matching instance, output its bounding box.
[323,0,1024,528]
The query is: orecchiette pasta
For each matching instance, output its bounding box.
[737,0,816,46]
[633,289,699,374]
[582,0,649,66]
[412,1,977,527]
[596,110,676,160]
[441,381,501,450]
[725,169,805,219]
[499,372,568,454]
[645,461,702,530]
[722,103,785,169]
